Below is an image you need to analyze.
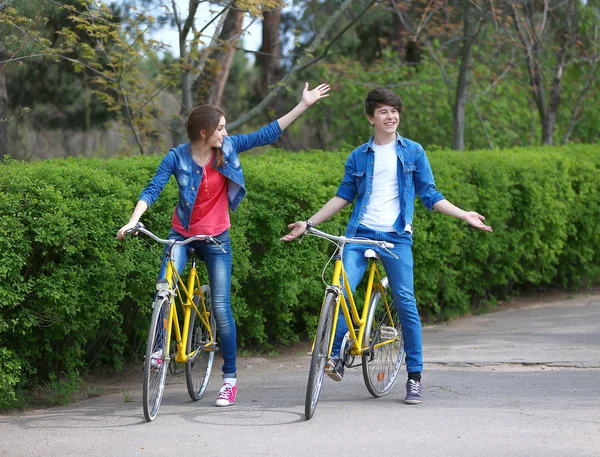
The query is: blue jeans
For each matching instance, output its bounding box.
[332,225,423,374]
[158,228,236,377]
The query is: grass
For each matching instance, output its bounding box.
[40,374,82,406]
[121,388,135,403]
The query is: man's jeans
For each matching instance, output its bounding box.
[332,225,423,374]
[158,228,236,377]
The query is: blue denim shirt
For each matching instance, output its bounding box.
[336,133,445,237]
[139,120,283,231]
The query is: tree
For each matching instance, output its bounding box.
[508,0,583,145]
[229,0,378,130]
[562,3,600,144]
[391,0,508,150]
[167,0,280,145]
[0,0,166,155]
[0,46,7,157]
[257,5,281,93]
[195,6,245,106]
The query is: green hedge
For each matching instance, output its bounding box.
[1,144,599,405]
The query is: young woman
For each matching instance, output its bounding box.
[117,83,330,407]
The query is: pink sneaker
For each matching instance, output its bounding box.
[150,350,163,370]
[215,382,237,407]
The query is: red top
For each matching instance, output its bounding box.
[172,155,230,236]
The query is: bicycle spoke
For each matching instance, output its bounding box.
[143,297,171,421]
[186,285,216,401]
[305,293,336,420]
[363,290,404,397]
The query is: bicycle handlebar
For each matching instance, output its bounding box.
[125,222,226,253]
[306,227,395,250]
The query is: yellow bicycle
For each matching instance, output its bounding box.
[302,227,405,420]
[125,222,220,421]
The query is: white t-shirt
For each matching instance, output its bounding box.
[362,140,400,232]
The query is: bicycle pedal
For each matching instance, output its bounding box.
[379,326,398,340]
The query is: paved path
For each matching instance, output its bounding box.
[2,294,599,457]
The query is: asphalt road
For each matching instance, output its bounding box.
[2,294,599,457]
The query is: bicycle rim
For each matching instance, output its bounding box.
[362,290,404,397]
[143,296,171,421]
[305,292,336,420]
[185,285,216,401]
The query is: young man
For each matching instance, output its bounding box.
[281,88,492,404]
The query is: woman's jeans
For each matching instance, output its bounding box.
[158,228,236,377]
[332,225,423,374]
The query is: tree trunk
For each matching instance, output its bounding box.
[511,0,570,146]
[547,0,577,146]
[197,8,245,106]
[258,7,282,93]
[451,0,482,151]
[391,2,405,56]
[176,41,193,147]
[0,48,8,158]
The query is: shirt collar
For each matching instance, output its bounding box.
[366,132,406,152]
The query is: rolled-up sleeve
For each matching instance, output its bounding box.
[139,150,176,207]
[414,147,445,210]
[335,154,358,203]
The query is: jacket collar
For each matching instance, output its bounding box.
[366,132,407,152]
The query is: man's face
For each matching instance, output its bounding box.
[367,104,399,136]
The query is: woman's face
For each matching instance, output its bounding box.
[203,116,227,148]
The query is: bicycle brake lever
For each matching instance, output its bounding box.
[298,231,308,244]
[380,242,399,260]
[213,238,227,253]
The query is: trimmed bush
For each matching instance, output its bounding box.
[0,144,598,405]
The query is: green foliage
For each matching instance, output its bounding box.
[1,0,172,156]
[300,53,599,151]
[1,144,598,402]
[0,348,23,409]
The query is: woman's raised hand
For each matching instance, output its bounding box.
[301,83,331,107]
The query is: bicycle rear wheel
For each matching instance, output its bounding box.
[185,285,216,401]
[143,296,171,421]
[305,292,336,420]
[362,284,404,397]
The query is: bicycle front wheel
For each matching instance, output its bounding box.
[362,285,404,397]
[143,296,171,421]
[305,292,336,420]
[185,285,216,401]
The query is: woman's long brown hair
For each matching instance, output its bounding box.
[185,104,225,168]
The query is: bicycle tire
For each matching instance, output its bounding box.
[185,285,216,401]
[362,284,404,397]
[305,292,336,420]
[143,296,171,421]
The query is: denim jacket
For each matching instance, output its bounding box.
[139,120,283,231]
[336,133,445,237]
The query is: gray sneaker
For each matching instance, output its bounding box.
[325,357,344,382]
[404,379,423,404]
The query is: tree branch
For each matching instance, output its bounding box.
[228,0,371,130]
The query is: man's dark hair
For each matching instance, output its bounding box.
[365,88,403,116]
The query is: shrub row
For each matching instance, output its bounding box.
[1,144,598,405]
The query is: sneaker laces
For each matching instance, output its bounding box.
[217,383,234,399]
[408,380,420,395]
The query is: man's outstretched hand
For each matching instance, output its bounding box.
[463,212,493,232]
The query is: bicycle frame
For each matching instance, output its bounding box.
[307,228,397,360]
[161,250,215,364]
[130,222,218,365]
[327,257,387,357]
